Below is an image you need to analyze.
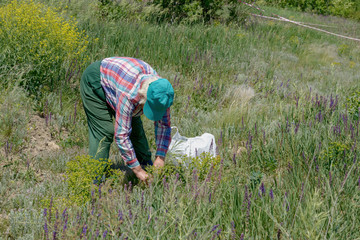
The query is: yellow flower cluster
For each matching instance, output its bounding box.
[319,142,350,168]
[0,0,88,89]
[65,155,124,206]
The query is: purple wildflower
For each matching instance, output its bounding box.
[240,233,244,240]
[214,229,222,238]
[82,224,87,237]
[260,182,266,196]
[53,211,59,240]
[295,95,299,108]
[53,227,57,240]
[98,184,102,199]
[246,132,253,155]
[44,221,49,240]
[209,139,214,153]
[103,230,108,239]
[49,197,53,223]
[269,188,274,200]
[211,224,219,232]
[218,131,223,146]
[231,222,236,239]
[288,162,293,172]
[63,219,68,234]
[94,229,99,238]
[76,212,81,224]
[62,208,67,219]
[118,210,123,221]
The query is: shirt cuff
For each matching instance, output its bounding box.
[156,149,166,158]
[127,159,140,169]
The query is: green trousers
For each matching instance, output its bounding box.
[80,61,152,166]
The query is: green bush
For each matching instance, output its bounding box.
[97,0,250,24]
[65,155,125,205]
[0,0,89,97]
[346,90,360,120]
[319,142,351,170]
[147,153,222,183]
[262,0,360,19]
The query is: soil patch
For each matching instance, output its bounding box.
[24,114,67,157]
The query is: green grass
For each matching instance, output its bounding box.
[0,0,360,239]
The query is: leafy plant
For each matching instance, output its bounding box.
[65,155,125,205]
[0,0,89,97]
[262,0,360,19]
[98,0,250,24]
[319,142,351,170]
[346,90,360,120]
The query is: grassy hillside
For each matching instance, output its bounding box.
[0,0,359,239]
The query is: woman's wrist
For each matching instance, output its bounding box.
[153,156,165,167]
[132,165,144,173]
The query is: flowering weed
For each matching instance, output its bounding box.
[0,0,88,96]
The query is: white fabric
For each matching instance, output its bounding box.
[168,127,217,166]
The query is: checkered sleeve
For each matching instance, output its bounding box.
[114,93,139,169]
[154,108,171,158]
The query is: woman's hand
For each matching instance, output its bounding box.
[132,165,149,182]
[153,156,165,168]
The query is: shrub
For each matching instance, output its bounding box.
[319,142,351,170]
[346,90,360,120]
[147,153,222,183]
[65,155,125,205]
[97,0,250,24]
[0,0,89,97]
[188,152,222,180]
[262,0,360,19]
[152,0,251,24]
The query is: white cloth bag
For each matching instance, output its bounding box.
[168,127,217,166]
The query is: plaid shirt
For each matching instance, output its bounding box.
[100,57,171,169]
